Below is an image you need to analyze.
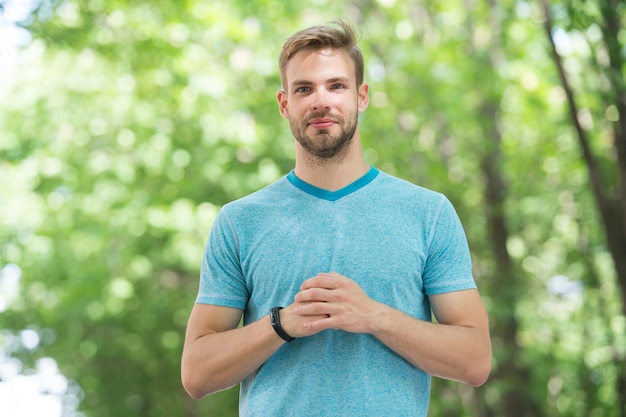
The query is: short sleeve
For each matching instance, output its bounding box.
[195,208,249,309]
[422,196,476,295]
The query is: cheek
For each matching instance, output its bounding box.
[286,103,307,120]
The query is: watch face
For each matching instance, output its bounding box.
[270,307,293,342]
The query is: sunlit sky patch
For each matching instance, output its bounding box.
[0,263,82,417]
[0,0,39,74]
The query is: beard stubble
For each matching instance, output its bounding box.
[290,110,358,163]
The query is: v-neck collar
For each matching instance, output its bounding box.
[286,166,379,201]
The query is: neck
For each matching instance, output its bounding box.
[293,136,370,191]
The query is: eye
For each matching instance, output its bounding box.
[295,86,311,93]
[330,83,345,90]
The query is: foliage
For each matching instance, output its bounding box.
[0,0,624,416]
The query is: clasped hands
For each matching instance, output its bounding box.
[280,272,386,338]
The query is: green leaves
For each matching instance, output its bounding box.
[1,1,624,416]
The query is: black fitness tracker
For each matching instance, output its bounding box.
[270,307,295,342]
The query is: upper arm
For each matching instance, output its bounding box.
[184,303,243,345]
[428,289,492,386]
[429,289,489,333]
[181,304,246,397]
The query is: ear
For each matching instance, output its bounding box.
[357,83,369,113]
[277,89,289,118]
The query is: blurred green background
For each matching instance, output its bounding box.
[1,0,625,416]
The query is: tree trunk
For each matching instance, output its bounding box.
[480,101,538,417]
[464,1,541,415]
[541,1,626,415]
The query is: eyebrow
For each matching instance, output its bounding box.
[291,80,313,88]
[290,77,352,88]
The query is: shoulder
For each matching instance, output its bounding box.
[372,170,450,212]
[221,176,293,212]
[214,176,302,230]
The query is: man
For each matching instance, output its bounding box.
[181,20,491,417]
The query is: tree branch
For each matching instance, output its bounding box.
[540,0,611,213]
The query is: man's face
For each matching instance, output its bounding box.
[277,48,368,161]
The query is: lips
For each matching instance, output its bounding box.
[308,118,336,129]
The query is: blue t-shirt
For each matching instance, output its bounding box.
[196,167,476,417]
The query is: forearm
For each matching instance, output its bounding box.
[372,305,491,386]
[181,315,285,399]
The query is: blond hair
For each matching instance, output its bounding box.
[278,20,364,90]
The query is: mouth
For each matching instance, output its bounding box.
[308,118,337,129]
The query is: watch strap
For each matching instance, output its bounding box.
[270,307,295,342]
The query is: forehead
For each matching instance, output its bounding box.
[284,48,356,86]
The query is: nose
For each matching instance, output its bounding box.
[310,88,331,111]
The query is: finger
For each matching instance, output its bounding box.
[294,287,328,303]
[300,273,344,291]
[295,300,342,317]
[303,315,339,332]
[319,272,343,278]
